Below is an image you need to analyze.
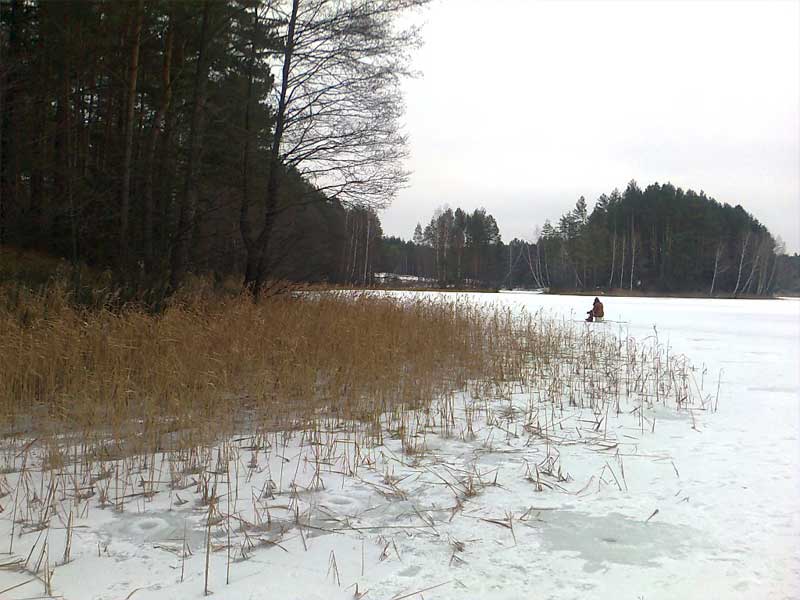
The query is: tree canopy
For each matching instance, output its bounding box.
[1,3,794,298]
[0,0,426,296]
[375,183,795,296]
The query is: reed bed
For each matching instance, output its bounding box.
[1,284,498,450]
[0,281,711,598]
[0,284,702,449]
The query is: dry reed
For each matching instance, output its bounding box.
[1,283,506,452]
[0,277,709,597]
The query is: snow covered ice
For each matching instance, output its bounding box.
[1,293,798,600]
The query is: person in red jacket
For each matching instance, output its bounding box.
[586,297,604,322]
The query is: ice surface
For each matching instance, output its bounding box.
[0,293,797,600]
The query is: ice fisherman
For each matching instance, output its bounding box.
[586,297,604,322]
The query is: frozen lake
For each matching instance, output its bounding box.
[1,293,797,600]
[426,291,800,599]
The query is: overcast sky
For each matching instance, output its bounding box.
[380,0,800,252]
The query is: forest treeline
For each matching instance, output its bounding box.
[1,2,796,298]
[377,181,799,296]
[379,207,503,287]
[0,0,424,296]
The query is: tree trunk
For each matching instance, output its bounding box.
[143,12,174,272]
[608,230,616,288]
[732,231,750,296]
[157,36,184,261]
[542,243,550,287]
[660,221,670,285]
[170,0,211,291]
[339,210,350,280]
[536,245,544,288]
[28,1,50,246]
[709,242,722,296]
[0,0,22,246]
[119,0,144,269]
[249,0,300,296]
[456,242,462,283]
[507,244,513,288]
[756,242,772,295]
[765,248,780,294]
[240,4,259,281]
[363,214,371,285]
[629,216,636,290]
[573,263,583,289]
[742,236,761,294]
[53,48,69,250]
[53,9,77,273]
[350,215,360,282]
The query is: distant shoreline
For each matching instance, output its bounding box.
[542,288,791,300]
[362,285,795,300]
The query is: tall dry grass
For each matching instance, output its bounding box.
[0,262,712,598]
[0,275,701,457]
[0,282,515,452]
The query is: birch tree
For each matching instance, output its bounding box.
[732,230,751,297]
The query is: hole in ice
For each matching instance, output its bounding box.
[327,496,352,506]
[136,519,161,531]
[535,511,709,572]
[103,511,205,548]
[398,565,422,577]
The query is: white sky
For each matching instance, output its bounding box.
[381,0,800,252]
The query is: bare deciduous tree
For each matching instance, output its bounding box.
[243,0,428,295]
[732,230,751,297]
[709,241,725,296]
